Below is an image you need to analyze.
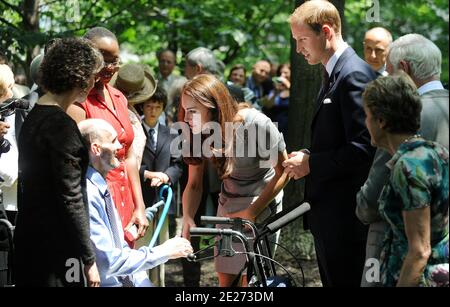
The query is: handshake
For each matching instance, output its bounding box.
[282,149,311,180]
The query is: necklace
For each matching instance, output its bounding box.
[403,134,422,143]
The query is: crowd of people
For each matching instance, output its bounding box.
[0,0,448,287]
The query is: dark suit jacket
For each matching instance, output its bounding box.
[305,47,377,242]
[139,124,183,209]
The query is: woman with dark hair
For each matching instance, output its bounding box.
[67,27,149,247]
[14,37,103,287]
[363,72,449,287]
[180,74,289,287]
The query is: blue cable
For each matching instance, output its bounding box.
[148,185,172,249]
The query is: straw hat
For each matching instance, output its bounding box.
[111,63,157,105]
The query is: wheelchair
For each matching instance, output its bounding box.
[187,202,311,287]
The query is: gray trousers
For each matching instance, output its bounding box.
[361,221,388,287]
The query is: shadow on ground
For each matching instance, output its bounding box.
[165,252,322,287]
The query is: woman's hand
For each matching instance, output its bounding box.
[181,217,196,241]
[226,208,257,223]
[84,262,100,287]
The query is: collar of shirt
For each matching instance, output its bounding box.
[157,72,173,83]
[325,42,349,76]
[143,121,159,136]
[378,64,388,76]
[385,139,430,170]
[417,80,445,96]
[88,83,122,99]
[86,166,108,196]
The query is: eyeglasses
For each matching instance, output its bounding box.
[104,58,121,68]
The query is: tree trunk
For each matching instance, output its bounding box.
[280,0,345,260]
[21,0,40,85]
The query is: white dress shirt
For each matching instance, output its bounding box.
[143,121,159,150]
[325,42,349,76]
[0,113,18,211]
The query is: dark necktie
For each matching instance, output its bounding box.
[149,128,156,152]
[104,190,134,287]
[322,66,331,94]
[317,67,330,105]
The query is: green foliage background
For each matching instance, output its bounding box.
[1,0,448,84]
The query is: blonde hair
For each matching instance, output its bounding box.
[289,0,341,35]
[0,64,14,99]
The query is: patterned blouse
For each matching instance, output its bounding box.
[379,139,449,287]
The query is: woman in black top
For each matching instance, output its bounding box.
[14,38,103,287]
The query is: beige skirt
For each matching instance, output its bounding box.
[214,193,282,275]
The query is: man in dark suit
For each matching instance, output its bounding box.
[139,87,183,227]
[284,0,377,287]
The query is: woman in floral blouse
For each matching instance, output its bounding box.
[363,72,449,287]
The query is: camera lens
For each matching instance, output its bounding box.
[0,137,11,154]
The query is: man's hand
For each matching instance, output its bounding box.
[282,150,311,180]
[84,262,100,287]
[127,207,149,238]
[0,120,10,138]
[159,236,193,259]
[181,217,196,241]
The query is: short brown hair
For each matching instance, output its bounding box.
[289,0,341,35]
[363,72,422,134]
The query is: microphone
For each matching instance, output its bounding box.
[0,98,30,113]
[263,202,311,234]
[1,98,30,155]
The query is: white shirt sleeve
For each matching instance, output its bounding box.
[0,114,18,188]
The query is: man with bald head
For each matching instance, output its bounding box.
[246,60,274,108]
[80,118,192,287]
[363,27,393,76]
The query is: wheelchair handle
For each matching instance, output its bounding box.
[265,202,310,234]
[200,216,234,224]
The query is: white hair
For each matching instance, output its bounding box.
[0,64,14,98]
[186,47,220,76]
[78,118,116,146]
[388,34,441,81]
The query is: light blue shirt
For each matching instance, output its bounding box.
[325,42,349,76]
[417,80,445,96]
[86,167,169,287]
